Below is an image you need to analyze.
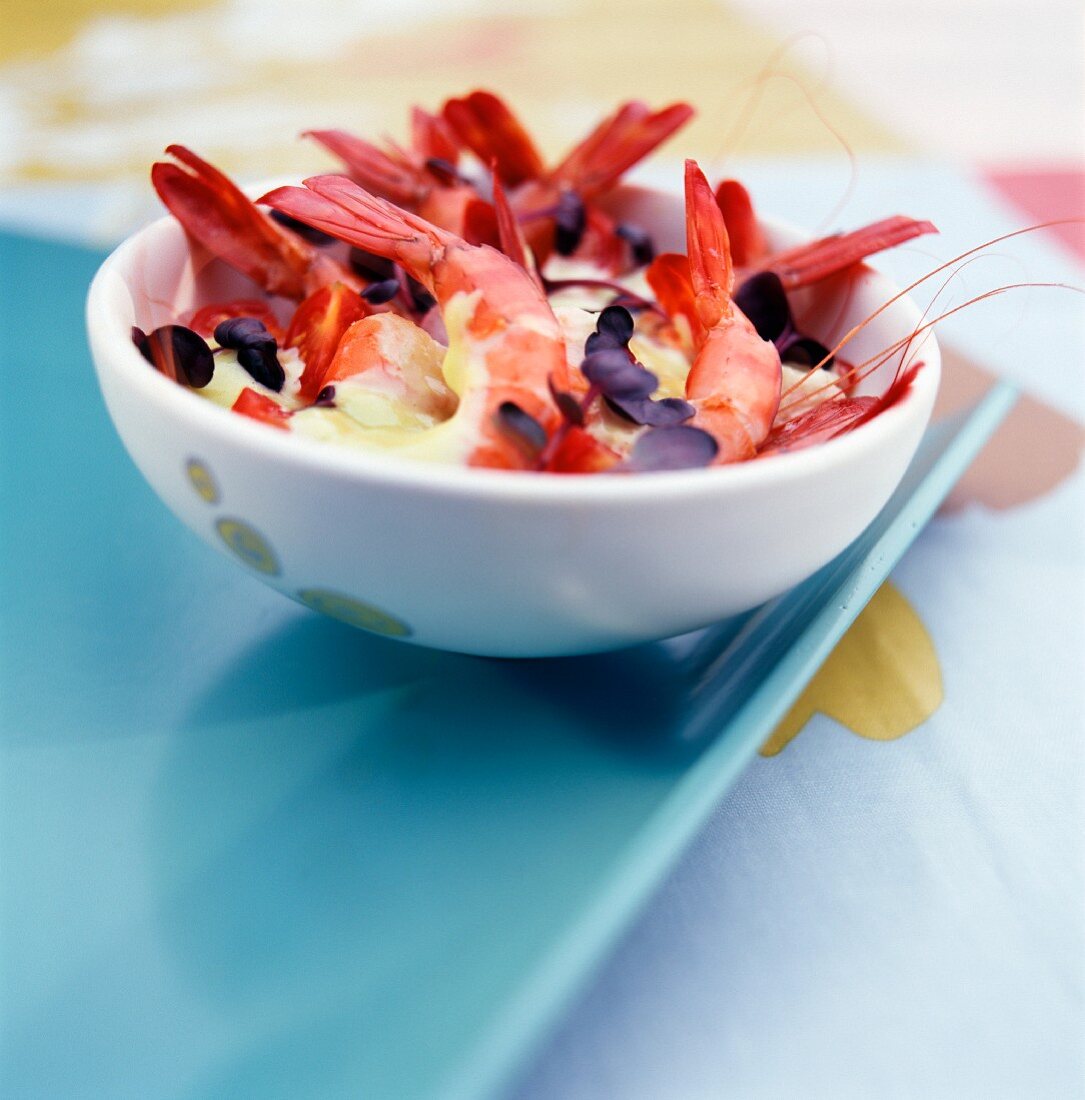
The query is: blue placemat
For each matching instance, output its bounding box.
[0,229,1014,1100]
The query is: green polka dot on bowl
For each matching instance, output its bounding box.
[185,458,219,504]
[297,588,411,638]
[215,518,280,575]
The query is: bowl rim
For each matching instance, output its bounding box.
[86,193,941,505]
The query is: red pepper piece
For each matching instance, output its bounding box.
[232,387,291,430]
[286,282,370,402]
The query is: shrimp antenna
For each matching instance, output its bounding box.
[779,279,1085,414]
[795,219,1085,378]
[780,253,988,405]
[709,34,858,232]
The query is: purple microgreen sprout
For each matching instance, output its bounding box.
[578,305,696,428]
[132,324,214,389]
[583,304,635,356]
[538,306,646,467]
[606,394,694,427]
[734,271,790,342]
[733,271,834,370]
[349,247,395,282]
[547,375,585,427]
[494,401,548,459]
[581,347,658,401]
[596,303,635,344]
[553,189,587,255]
[615,222,655,267]
[360,278,401,305]
[214,317,270,347]
[424,157,472,187]
[622,425,719,472]
[213,316,284,392]
[537,306,708,470]
[269,209,336,246]
[404,273,437,315]
[781,336,833,369]
[236,346,285,392]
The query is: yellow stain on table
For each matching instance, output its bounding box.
[761,582,943,756]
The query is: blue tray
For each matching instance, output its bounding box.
[0,230,1014,1099]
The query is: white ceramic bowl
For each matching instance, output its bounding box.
[86,185,939,657]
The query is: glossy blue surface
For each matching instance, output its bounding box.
[0,231,1014,1099]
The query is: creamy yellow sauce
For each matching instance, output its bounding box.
[195,266,841,463]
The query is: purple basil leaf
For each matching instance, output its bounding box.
[581,348,657,401]
[269,209,336,246]
[584,302,636,357]
[360,278,400,305]
[424,157,464,186]
[615,222,655,266]
[596,304,635,345]
[405,274,437,314]
[135,325,215,388]
[780,335,834,370]
[494,401,548,455]
[554,190,587,255]
[734,271,791,342]
[625,425,718,471]
[212,315,283,391]
[606,394,695,427]
[585,329,622,355]
[349,247,395,281]
[237,343,285,392]
[214,316,273,349]
[548,375,585,426]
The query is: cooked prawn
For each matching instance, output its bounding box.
[152,145,413,401]
[319,312,455,424]
[145,100,1010,476]
[151,145,359,300]
[681,161,782,464]
[442,91,694,273]
[309,91,695,274]
[711,176,937,286]
[304,125,499,246]
[260,173,567,469]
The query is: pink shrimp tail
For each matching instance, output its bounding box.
[760,398,876,454]
[260,175,449,290]
[491,171,540,286]
[152,144,326,299]
[409,106,460,164]
[684,159,735,331]
[646,252,705,349]
[683,161,782,464]
[305,129,424,207]
[767,216,938,289]
[714,179,767,267]
[551,101,695,198]
[761,360,924,455]
[441,90,546,186]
